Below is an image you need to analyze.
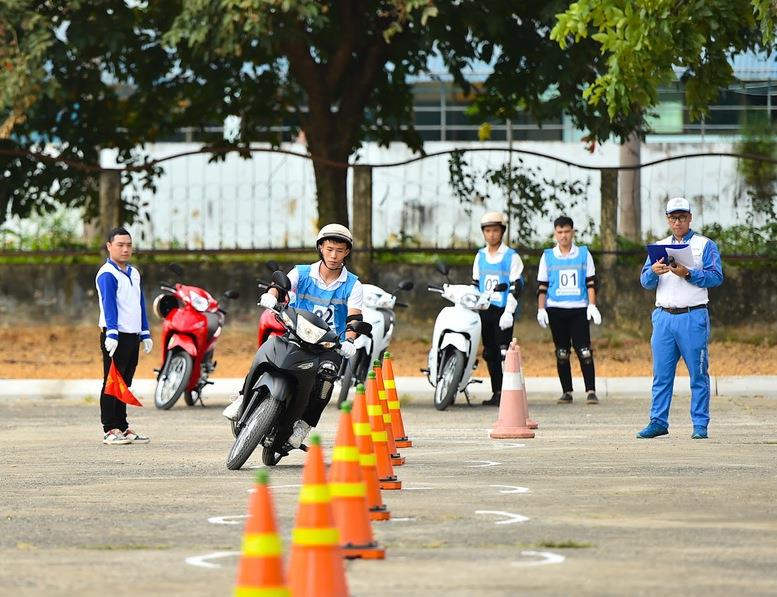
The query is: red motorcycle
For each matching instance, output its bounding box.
[153,264,239,409]
[256,261,287,349]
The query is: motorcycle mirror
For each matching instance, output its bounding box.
[266,260,281,273]
[224,289,240,299]
[271,270,292,291]
[494,282,508,292]
[168,262,184,277]
[435,261,449,276]
[397,279,414,291]
[348,321,373,336]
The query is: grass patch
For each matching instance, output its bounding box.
[82,395,96,404]
[529,540,595,549]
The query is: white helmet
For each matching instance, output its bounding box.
[480,211,508,230]
[316,223,353,249]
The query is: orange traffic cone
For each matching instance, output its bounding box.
[490,340,535,439]
[328,402,385,559]
[516,342,538,429]
[366,371,401,490]
[235,470,289,597]
[373,360,405,466]
[352,384,391,520]
[382,351,412,448]
[287,435,349,597]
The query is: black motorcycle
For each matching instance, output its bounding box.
[226,270,371,470]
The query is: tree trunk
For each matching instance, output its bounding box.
[618,132,641,241]
[311,159,349,226]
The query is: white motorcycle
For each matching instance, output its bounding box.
[335,279,414,406]
[421,262,507,411]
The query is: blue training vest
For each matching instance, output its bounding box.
[292,265,358,341]
[477,247,516,308]
[544,246,589,304]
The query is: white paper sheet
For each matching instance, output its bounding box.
[665,245,695,268]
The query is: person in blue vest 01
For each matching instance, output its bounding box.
[472,212,525,406]
[536,216,602,404]
[253,223,363,447]
[637,197,723,440]
[95,227,153,445]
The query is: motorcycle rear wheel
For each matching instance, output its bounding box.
[434,349,465,411]
[154,351,193,410]
[226,398,281,470]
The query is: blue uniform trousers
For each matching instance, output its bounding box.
[649,307,711,429]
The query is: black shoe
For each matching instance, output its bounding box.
[482,393,501,406]
[586,392,599,405]
[557,392,573,405]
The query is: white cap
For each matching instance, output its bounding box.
[480,211,508,229]
[665,197,691,214]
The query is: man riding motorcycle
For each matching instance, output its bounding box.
[223,224,362,448]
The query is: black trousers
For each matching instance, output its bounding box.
[301,349,343,427]
[480,306,514,394]
[100,330,140,432]
[547,307,596,393]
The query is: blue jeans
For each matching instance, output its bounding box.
[649,308,711,429]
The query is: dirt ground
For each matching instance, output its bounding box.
[1,323,776,379]
[2,391,777,596]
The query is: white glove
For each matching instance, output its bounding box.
[587,304,602,325]
[536,308,549,329]
[104,336,118,357]
[259,292,277,309]
[498,311,514,330]
[340,340,356,359]
[142,338,153,354]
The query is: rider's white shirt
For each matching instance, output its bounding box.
[287,261,363,310]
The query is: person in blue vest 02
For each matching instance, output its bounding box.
[637,197,723,440]
[536,216,602,404]
[254,224,362,447]
[472,212,525,407]
[95,227,152,445]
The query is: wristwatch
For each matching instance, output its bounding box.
[684,272,692,281]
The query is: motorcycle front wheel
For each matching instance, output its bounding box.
[226,398,282,470]
[262,446,283,466]
[154,351,193,410]
[434,349,465,411]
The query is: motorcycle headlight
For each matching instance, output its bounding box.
[460,293,478,309]
[190,291,209,312]
[296,315,327,344]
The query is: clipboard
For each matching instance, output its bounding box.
[646,243,689,265]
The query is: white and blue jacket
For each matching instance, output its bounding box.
[640,230,723,307]
[96,259,151,340]
[537,244,595,309]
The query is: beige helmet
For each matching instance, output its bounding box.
[316,223,353,249]
[480,211,508,230]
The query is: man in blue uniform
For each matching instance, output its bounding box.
[472,212,525,406]
[226,224,363,447]
[95,227,153,445]
[536,216,602,404]
[637,197,723,439]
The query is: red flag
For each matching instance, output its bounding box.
[105,361,143,407]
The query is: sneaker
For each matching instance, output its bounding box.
[102,429,131,445]
[288,420,312,449]
[124,428,150,444]
[586,392,599,405]
[222,395,243,421]
[482,393,501,407]
[691,426,708,440]
[557,392,573,405]
[636,420,669,439]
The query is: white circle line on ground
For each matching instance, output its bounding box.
[185,551,240,569]
[207,515,247,525]
[475,510,530,525]
[248,483,302,493]
[390,517,418,522]
[403,485,437,490]
[512,551,565,567]
[492,443,526,449]
[490,485,530,494]
[466,460,501,468]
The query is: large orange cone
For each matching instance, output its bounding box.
[287,435,349,597]
[366,371,401,490]
[328,402,385,559]
[489,340,535,439]
[234,470,289,597]
[516,342,538,429]
[373,360,405,466]
[382,351,412,448]
[352,385,391,520]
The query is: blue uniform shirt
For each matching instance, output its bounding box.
[291,264,360,341]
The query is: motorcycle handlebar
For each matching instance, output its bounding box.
[427,284,443,292]
[395,301,409,308]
